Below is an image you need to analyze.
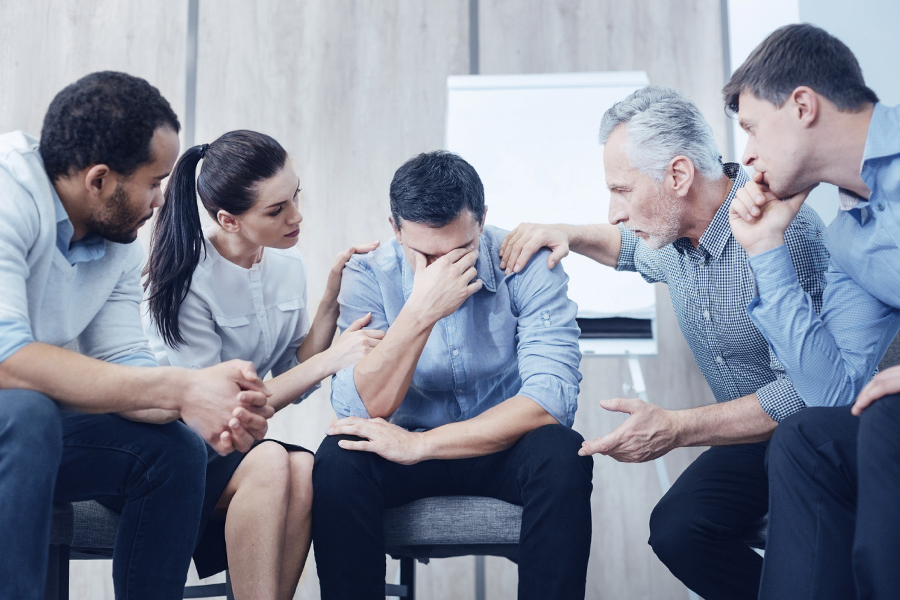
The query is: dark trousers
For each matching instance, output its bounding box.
[311,424,594,600]
[0,389,208,600]
[648,442,769,600]
[760,396,900,600]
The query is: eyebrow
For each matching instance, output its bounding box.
[154,172,170,181]
[264,178,302,209]
[408,237,477,257]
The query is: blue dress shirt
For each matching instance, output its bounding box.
[331,225,583,431]
[747,102,900,407]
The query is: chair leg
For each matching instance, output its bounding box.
[225,570,234,600]
[57,546,70,600]
[400,557,415,600]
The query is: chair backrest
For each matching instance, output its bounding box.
[879,331,900,370]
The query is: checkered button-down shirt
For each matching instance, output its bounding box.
[616,163,830,421]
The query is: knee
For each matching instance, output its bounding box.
[0,390,62,469]
[858,393,900,449]
[523,425,593,493]
[648,492,695,562]
[146,421,208,490]
[312,435,379,495]
[767,407,837,474]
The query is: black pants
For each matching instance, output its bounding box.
[311,424,594,600]
[760,396,900,600]
[648,442,769,600]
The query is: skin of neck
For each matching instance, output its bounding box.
[678,172,735,248]
[52,170,103,243]
[806,99,874,198]
[209,227,266,269]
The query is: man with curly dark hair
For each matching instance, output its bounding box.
[0,71,274,600]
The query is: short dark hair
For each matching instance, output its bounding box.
[389,151,485,228]
[723,23,878,114]
[39,71,180,182]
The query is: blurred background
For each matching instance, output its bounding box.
[2,1,897,598]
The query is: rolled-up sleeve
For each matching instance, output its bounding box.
[330,256,388,419]
[616,224,666,284]
[511,248,582,427]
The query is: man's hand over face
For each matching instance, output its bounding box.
[327,416,426,465]
[853,364,900,415]
[729,172,814,257]
[179,360,273,455]
[499,223,570,275]
[578,397,679,462]
[406,248,483,324]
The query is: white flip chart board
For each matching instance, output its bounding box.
[445,71,657,355]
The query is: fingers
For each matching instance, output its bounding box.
[211,431,234,456]
[337,438,371,452]
[234,361,270,395]
[352,241,380,254]
[233,406,270,435]
[238,390,272,410]
[346,312,373,332]
[599,397,641,415]
[852,367,900,415]
[547,246,568,270]
[499,228,519,265]
[228,416,257,452]
[577,438,605,456]
[412,249,427,273]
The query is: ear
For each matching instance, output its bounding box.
[217,209,241,233]
[789,86,819,128]
[667,156,695,198]
[389,216,401,240]
[84,164,111,199]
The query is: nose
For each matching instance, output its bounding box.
[742,137,756,167]
[608,196,628,226]
[150,188,164,209]
[287,200,303,224]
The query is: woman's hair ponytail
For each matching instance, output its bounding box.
[143,145,206,348]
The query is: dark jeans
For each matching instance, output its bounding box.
[761,397,900,600]
[312,424,594,600]
[0,389,208,600]
[648,442,769,600]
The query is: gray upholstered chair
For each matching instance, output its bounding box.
[46,500,233,600]
[382,495,522,599]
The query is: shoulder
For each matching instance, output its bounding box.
[0,132,53,223]
[784,204,827,248]
[346,237,403,278]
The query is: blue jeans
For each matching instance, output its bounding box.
[0,389,208,600]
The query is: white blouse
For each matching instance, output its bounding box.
[144,233,314,401]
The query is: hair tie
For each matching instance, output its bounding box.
[199,143,210,159]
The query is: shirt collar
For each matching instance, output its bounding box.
[672,162,746,260]
[53,187,106,265]
[398,231,498,297]
[839,102,899,213]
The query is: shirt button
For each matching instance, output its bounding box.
[452,349,460,356]
[457,389,463,394]
[715,356,725,364]
[703,310,711,321]
[876,203,885,211]
[257,310,265,318]
[265,354,271,361]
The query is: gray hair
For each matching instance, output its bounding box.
[599,86,721,182]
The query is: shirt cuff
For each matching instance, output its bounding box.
[748,244,800,298]
[756,379,807,422]
[0,320,34,364]
[329,365,372,419]
[110,352,159,368]
[517,374,579,428]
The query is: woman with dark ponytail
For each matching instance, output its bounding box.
[143,130,383,600]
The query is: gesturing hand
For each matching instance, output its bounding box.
[324,312,385,374]
[729,173,815,257]
[578,397,678,462]
[180,360,273,455]
[326,416,426,465]
[406,248,483,324]
[499,223,570,275]
[853,364,900,415]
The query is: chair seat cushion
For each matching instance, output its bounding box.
[383,496,522,562]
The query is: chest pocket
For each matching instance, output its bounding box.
[213,314,250,328]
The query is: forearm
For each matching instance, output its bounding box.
[266,351,333,412]
[566,223,622,267]
[353,306,434,418]
[118,408,180,423]
[0,342,183,413]
[418,395,558,460]
[672,394,777,447]
[298,300,340,363]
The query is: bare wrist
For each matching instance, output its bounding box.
[744,235,786,257]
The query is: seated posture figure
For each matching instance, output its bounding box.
[499,85,828,600]
[725,24,900,599]
[312,151,594,600]
[0,72,272,600]
[142,130,383,600]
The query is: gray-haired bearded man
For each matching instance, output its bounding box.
[500,85,829,600]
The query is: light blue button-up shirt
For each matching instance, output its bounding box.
[747,102,900,407]
[331,225,583,431]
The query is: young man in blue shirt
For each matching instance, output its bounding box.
[0,72,272,600]
[726,23,900,600]
[312,151,593,600]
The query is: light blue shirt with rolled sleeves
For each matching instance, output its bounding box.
[746,102,900,407]
[331,224,583,432]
